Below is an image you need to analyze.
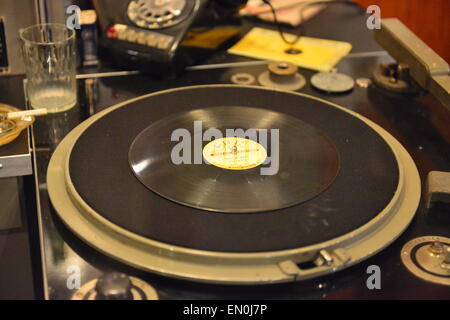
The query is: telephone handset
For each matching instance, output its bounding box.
[94,0,247,76]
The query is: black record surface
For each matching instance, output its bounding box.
[128,106,340,213]
[68,86,399,252]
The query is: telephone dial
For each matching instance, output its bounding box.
[94,0,247,76]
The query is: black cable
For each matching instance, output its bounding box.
[261,0,365,47]
[262,0,300,45]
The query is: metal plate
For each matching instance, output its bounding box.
[311,72,355,93]
[401,236,450,286]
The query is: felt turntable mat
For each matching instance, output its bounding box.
[69,86,399,252]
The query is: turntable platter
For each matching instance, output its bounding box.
[67,86,399,252]
[47,85,420,284]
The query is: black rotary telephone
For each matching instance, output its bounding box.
[94,0,247,76]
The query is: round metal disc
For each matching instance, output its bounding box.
[230,73,255,85]
[129,106,340,213]
[401,236,450,286]
[311,72,355,93]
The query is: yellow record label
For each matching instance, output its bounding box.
[203,137,267,170]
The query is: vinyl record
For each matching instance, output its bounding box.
[129,106,340,213]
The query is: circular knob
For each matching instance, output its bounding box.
[268,61,298,83]
[95,273,133,300]
[258,61,306,91]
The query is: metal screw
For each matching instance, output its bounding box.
[319,250,334,266]
[428,241,445,255]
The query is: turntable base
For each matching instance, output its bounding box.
[47,85,420,284]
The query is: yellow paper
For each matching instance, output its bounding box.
[228,27,352,72]
[182,26,241,49]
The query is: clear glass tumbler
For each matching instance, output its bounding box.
[20,24,77,113]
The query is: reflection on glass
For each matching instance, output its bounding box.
[20,23,77,113]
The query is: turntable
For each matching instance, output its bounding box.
[47,84,420,285]
[30,8,450,300]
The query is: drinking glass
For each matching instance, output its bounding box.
[20,23,77,113]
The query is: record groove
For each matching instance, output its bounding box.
[129,106,340,213]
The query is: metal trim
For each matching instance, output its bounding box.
[0,151,32,178]
[31,124,50,299]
